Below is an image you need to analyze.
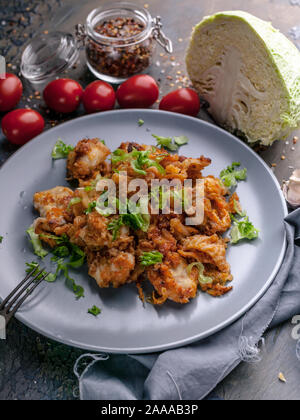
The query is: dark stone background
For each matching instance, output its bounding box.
[0,0,300,400]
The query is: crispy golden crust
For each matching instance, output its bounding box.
[33,138,238,303]
[87,250,135,288]
[33,187,74,245]
[147,254,198,304]
[67,138,110,180]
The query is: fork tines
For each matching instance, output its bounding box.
[0,265,48,324]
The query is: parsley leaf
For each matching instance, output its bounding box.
[85,201,97,214]
[26,226,48,258]
[220,162,247,188]
[111,149,130,166]
[187,262,213,285]
[140,251,163,266]
[230,216,259,244]
[122,213,149,232]
[52,139,74,159]
[88,306,101,317]
[52,245,70,258]
[29,233,86,298]
[152,134,189,151]
[112,148,165,175]
[152,135,178,152]
[25,262,56,283]
[174,135,189,146]
[131,150,165,175]
[53,258,85,299]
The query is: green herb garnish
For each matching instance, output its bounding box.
[233,199,246,218]
[122,213,150,232]
[88,305,101,317]
[85,201,97,214]
[220,162,247,188]
[138,119,145,127]
[140,251,163,266]
[152,134,189,151]
[0,236,3,244]
[131,150,165,175]
[230,216,260,244]
[108,217,124,241]
[152,135,178,152]
[68,197,82,210]
[25,261,56,283]
[187,262,213,285]
[26,226,48,258]
[174,135,189,146]
[52,139,74,159]
[112,148,165,176]
[26,232,85,298]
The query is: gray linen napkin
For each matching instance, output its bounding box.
[74,208,300,400]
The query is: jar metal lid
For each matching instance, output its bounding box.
[21,32,79,83]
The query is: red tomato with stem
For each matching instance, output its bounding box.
[1,109,45,145]
[0,73,23,112]
[159,88,201,117]
[82,81,116,113]
[116,75,159,108]
[43,78,83,113]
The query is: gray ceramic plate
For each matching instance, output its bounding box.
[0,110,287,353]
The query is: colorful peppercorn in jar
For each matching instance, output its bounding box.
[76,2,173,83]
[21,2,172,86]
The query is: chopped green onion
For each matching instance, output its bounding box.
[140,251,163,266]
[108,217,124,241]
[138,119,145,127]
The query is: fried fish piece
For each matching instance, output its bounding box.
[181,234,230,273]
[147,254,198,304]
[33,186,74,243]
[67,138,110,181]
[88,250,135,288]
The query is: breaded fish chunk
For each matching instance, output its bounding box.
[88,251,135,288]
[67,138,110,180]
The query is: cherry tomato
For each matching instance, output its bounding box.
[82,81,116,113]
[159,88,201,117]
[116,75,159,108]
[43,78,83,113]
[0,73,23,112]
[1,109,45,145]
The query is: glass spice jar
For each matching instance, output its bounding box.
[21,2,172,86]
[76,2,173,84]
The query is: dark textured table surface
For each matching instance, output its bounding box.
[0,0,300,400]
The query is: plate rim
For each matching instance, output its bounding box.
[0,109,288,354]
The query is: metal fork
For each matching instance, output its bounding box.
[0,265,49,327]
